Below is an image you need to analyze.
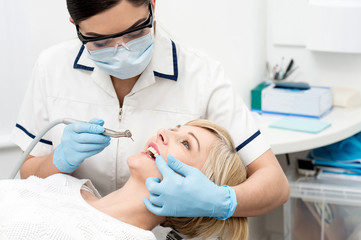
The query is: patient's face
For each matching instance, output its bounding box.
[127,125,217,180]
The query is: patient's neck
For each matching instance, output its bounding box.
[85,177,165,230]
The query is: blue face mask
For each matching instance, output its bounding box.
[87,32,154,79]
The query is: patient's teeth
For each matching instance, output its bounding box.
[146,146,159,159]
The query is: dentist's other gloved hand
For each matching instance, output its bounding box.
[143,155,237,220]
[53,118,111,173]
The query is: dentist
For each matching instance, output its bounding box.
[13,0,289,221]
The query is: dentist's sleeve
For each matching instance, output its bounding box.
[12,54,53,157]
[204,63,270,166]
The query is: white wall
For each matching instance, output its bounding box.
[267,0,361,89]
[156,0,267,105]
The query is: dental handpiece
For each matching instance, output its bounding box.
[63,118,134,141]
[9,118,134,179]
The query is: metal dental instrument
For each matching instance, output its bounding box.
[9,118,133,179]
[104,129,133,140]
[63,118,133,140]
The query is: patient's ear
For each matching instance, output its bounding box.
[69,17,75,25]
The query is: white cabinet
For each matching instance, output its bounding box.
[284,165,361,240]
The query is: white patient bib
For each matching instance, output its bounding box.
[0,174,156,240]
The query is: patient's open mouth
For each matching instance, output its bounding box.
[146,146,159,160]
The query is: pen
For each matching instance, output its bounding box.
[284,59,294,79]
[272,64,278,80]
[284,66,299,79]
[277,57,285,80]
[274,66,279,80]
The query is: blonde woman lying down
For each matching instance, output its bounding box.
[0,119,248,240]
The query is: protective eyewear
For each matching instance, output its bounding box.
[76,2,153,51]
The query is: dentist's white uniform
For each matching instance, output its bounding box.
[12,24,269,196]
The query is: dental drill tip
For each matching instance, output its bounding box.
[125,130,134,142]
[124,130,133,141]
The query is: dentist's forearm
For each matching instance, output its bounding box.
[20,151,63,179]
[232,149,290,217]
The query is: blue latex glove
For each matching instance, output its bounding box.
[143,154,237,220]
[53,118,111,173]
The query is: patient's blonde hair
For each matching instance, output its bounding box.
[162,119,248,240]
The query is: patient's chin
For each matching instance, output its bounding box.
[127,155,161,180]
[127,155,145,170]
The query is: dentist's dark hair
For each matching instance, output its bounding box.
[66,0,149,24]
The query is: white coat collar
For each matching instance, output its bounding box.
[73,22,178,82]
[73,45,95,71]
[151,23,178,81]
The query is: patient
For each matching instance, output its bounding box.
[0,119,248,240]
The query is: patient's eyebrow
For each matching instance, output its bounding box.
[188,132,200,151]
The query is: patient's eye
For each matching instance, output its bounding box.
[181,140,190,149]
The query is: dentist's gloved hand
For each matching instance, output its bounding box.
[53,118,111,173]
[143,154,237,220]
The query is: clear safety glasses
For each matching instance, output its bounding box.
[76,2,153,52]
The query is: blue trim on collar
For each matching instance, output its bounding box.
[16,123,53,146]
[236,130,261,152]
[73,45,94,71]
[153,40,178,81]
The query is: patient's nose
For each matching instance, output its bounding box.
[157,129,168,145]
